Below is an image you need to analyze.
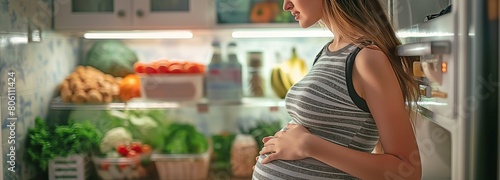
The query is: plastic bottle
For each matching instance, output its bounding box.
[226,42,243,101]
[206,41,226,100]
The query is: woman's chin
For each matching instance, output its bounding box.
[298,21,314,28]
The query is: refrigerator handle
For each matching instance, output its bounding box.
[396,41,451,56]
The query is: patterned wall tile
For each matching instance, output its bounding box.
[0,4,78,179]
[0,34,80,97]
[0,35,80,179]
[0,0,52,33]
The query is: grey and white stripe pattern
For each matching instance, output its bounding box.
[253,43,379,180]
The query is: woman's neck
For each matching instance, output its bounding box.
[329,37,351,52]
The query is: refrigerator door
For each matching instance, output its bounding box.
[395,0,498,179]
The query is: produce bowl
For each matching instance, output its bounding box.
[92,152,156,180]
[151,151,210,180]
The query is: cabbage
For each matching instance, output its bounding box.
[127,115,164,150]
[68,110,128,134]
[84,40,138,77]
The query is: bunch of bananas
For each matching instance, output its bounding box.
[271,48,307,99]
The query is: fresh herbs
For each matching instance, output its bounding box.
[26,117,102,171]
[239,120,282,150]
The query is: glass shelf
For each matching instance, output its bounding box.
[50,97,286,110]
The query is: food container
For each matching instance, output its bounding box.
[92,153,155,180]
[139,74,203,101]
[49,154,92,180]
[231,134,258,178]
[151,151,210,180]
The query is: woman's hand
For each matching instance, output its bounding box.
[259,124,312,164]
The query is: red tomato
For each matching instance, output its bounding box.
[154,60,170,73]
[167,64,184,74]
[118,163,129,170]
[144,64,157,74]
[126,150,138,158]
[100,163,110,170]
[130,142,142,153]
[156,63,169,74]
[134,62,146,73]
[116,144,129,157]
[183,63,203,74]
[194,63,206,73]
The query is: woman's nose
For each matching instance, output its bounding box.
[283,0,293,11]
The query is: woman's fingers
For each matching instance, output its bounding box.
[261,153,277,164]
[259,145,275,155]
[262,136,274,143]
[263,137,276,147]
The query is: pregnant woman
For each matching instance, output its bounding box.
[252,0,422,179]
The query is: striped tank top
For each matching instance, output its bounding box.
[252,42,380,180]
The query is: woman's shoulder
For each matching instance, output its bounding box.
[354,45,391,72]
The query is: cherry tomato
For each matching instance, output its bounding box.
[196,64,206,73]
[167,64,184,74]
[116,144,129,157]
[133,62,146,73]
[100,163,110,170]
[126,150,138,158]
[130,142,142,153]
[144,64,157,74]
[183,63,203,74]
[118,163,129,170]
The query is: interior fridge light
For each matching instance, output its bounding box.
[232,29,334,38]
[84,31,194,39]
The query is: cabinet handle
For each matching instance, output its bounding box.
[117,9,126,17]
[136,9,144,17]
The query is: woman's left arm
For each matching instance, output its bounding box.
[260,48,422,180]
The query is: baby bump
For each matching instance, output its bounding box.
[252,155,359,180]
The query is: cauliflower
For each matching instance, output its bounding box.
[100,127,133,153]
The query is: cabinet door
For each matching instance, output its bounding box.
[132,0,213,29]
[54,0,133,30]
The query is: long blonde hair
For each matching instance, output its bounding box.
[320,0,419,113]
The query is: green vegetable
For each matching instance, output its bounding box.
[161,123,209,154]
[84,40,138,77]
[68,110,128,135]
[127,115,163,150]
[211,132,236,170]
[26,117,54,171]
[239,120,282,150]
[70,109,171,153]
[26,117,102,171]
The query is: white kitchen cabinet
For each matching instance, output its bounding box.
[54,0,213,31]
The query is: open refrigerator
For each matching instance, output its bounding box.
[391,0,499,179]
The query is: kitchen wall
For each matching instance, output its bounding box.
[0,0,81,179]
